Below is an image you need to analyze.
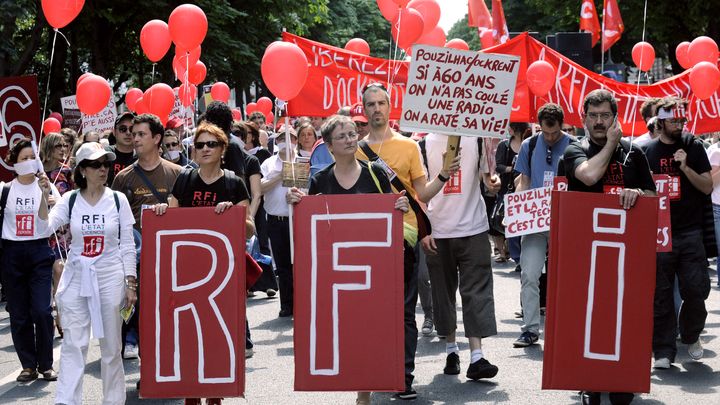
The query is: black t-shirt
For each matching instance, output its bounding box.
[643,134,712,233]
[171,169,250,208]
[223,135,262,187]
[563,138,656,194]
[253,148,272,164]
[109,148,137,186]
[309,160,392,195]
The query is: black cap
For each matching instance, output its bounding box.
[115,111,135,127]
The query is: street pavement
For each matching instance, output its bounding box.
[0,260,718,404]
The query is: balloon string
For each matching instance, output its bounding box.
[56,29,71,47]
[387,6,403,101]
[690,101,700,135]
[151,63,156,84]
[41,29,59,145]
[624,0,649,165]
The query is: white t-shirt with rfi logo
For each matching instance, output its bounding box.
[1,178,59,241]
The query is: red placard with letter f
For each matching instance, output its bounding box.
[293,194,405,392]
[139,207,246,398]
[543,191,657,393]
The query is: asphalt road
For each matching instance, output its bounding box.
[0,259,718,404]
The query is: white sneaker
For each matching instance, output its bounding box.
[688,340,704,360]
[653,357,671,369]
[124,344,139,359]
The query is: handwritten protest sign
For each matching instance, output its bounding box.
[400,45,519,137]
[81,97,117,134]
[504,187,552,237]
[170,88,195,129]
[60,96,82,132]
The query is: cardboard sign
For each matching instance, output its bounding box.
[282,157,311,188]
[543,191,657,393]
[0,75,41,181]
[139,207,246,399]
[170,87,195,129]
[653,175,673,252]
[400,45,519,137]
[81,97,117,134]
[60,95,82,133]
[503,187,552,237]
[293,194,405,392]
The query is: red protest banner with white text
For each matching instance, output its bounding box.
[139,207,246,399]
[543,191,657,393]
[400,45,519,137]
[653,175,673,252]
[0,75,41,181]
[282,33,720,135]
[503,187,552,237]
[293,194,405,392]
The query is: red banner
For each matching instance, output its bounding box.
[139,207,246,399]
[543,191,657,393]
[293,194,405,392]
[283,33,720,136]
[0,75,41,182]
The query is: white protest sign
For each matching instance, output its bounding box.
[504,187,552,237]
[170,88,195,129]
[60,96,82,132]
[81,97,117,134]
[400,45,520,138]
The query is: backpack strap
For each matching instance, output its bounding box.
[0,182,11,247]
[527,134,539,167]
[172,168,193,206]
[367,161,383,193]
[68,189,79,222]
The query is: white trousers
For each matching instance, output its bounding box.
[55,265,126,405]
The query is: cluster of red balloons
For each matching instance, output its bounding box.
[675,37,720,100]
[41,0,85,29]
[376,0,441,51]
[124,84,178,125]
[261,42,309,102]
[244,97,274,123]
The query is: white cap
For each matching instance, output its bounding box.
[75,142,116,166]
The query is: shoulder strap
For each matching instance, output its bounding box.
[367,161,384,193]
[111,190,121,240]
[173,168,193,206]
[223,169,242,203]
[68,190,79,222]
[528,134,539,166]
[418,138,428,172]
[0,182,11,246]
[133,162,168,203]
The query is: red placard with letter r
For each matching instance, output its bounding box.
[293,194,405,392]
[139,207,246,398]
[543,191,657,393]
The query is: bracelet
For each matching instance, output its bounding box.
[125,278,138,288]
[437,173,450,183]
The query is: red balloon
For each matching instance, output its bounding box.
[526,60,556,97]
[76,74,111,115]
[125,88,143,112]
[246,102,258,115]
[168,4,207,51]
[231,108,242,121]
[144,83,175,118]
[211,82,231,103]
[172,54,187,80]
[376,0,400,22]
[261,41,309,101]
[688,36,719,67]
[135,97,148,115]
[632,42,655,72]
[676,42,692,70]
[188,61,206,85]
[690,61,720,100]
[41,0,85,29]
[77,72,93,87]
[43,118,61,135]
[179,83,197,107]
[256,97,273,115]
[445,38,470,51]
[391,8,425,49]
[392,0,410,6]
[176,45,201,68]
[345,38,371,56]
[407,0,440,36]
[49,112,63,125]
[266,112,274,124]
[140,20,172,63]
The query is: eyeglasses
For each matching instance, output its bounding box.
[666,118,687,126]
[82,160,111,169]
[356,122,368,127]
[54,144,69,149]
[586,112,614,121]
[362,82,388,93]
[165,142,179,148]
[117,125,131,133]
[546,147,553,165]
[331,131,359,142]
[194,141,221,150]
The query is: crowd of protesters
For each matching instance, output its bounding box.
[0,85,718,405]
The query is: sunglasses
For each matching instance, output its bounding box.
[356,122,368,127]
[165,142,179,148]
[117,125,131,133]
[54,143,69,149]
[83,160,112,169]
[194,141,221,150]
[546,147,553,165]
[362,82,388,93]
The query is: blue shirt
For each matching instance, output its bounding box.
[514,133,573,189]
[310,141,335,176]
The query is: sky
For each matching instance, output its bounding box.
[438,1,469,33]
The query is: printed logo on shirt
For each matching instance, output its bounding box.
[113,163,128,177]
[82,235,105,258]
[443,169,462,194]
[657,158,681,200]
[192,191,218,207]
[602,162,625,194]
[543,171,554,188]
[15,214,34,236]
[668,176,681,200]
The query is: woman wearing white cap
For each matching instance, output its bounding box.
[39,142,137,405]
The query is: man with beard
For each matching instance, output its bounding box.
[563,89,656,405]
[643,97,712,369]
